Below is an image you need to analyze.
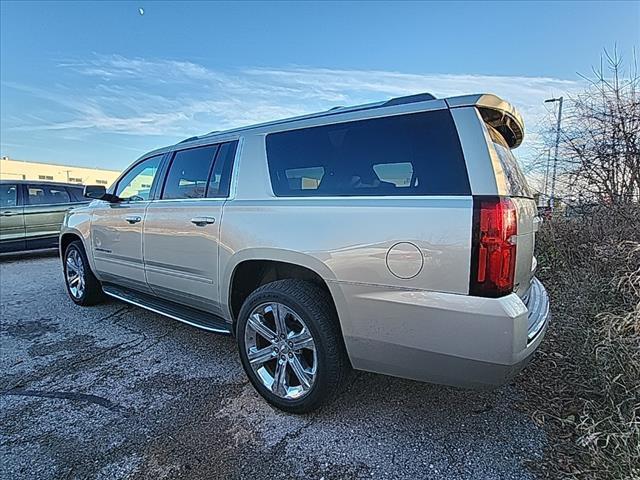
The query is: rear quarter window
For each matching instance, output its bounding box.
[488,126,532,198]
[266,110,470,197]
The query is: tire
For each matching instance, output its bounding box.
[63,240,105,306]
[237,279,350,413]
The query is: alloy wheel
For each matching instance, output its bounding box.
[66,249,86,299]
[244,302,317,400]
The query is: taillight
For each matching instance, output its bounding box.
[470,197,517,297]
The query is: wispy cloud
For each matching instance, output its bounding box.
[2,53,583,167]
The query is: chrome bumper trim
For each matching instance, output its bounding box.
[523,277,550,342]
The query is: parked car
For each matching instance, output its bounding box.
[60,93,550,412]
[0,180,88,253]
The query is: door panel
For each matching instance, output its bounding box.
[91,202,151,291]
[23,184,73,244]
[143,200,224,312]
[141,142,234,313]
[90,154,163,291]
[0,183,25,252]
[23,204,72,242]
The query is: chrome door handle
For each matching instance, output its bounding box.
[125,215,142,224]
[191,216,216,226]
[0,211,17,217]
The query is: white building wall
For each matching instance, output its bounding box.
[0,157,121,187]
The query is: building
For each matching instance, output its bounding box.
[0,156,121,187]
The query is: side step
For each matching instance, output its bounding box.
[102,284,231,335]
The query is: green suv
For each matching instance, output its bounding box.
[0,180,88,253]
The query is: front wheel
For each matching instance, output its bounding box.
[64,240,104,306]
[236,279,350,413]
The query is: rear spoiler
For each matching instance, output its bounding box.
[445,94,525,149]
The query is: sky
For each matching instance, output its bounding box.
[1,0,638,174]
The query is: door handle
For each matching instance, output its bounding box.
[0,211,17,217]
[191,216,216,226]
[125,215,142,224]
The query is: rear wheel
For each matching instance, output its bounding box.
[64,240,104,306]
[236,279,349,413]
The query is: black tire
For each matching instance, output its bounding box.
[237,279,350,413]
[63,240,105,306]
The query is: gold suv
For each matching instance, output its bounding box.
[60,93,550,413]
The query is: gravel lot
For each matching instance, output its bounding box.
[0,252,545,479]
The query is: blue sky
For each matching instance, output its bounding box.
[1,1,638,172]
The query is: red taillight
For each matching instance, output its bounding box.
[470,197,517,297]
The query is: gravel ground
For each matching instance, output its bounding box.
[0,252,545,480]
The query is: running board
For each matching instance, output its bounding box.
[102,284,231,335]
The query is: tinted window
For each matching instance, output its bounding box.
[26,184,71,205]
[284,166,324,191]
[116,155,162,201]
[206,141,238,198]
[162,145,218,200]
[0,184,17,207]
[266,110,469,197]
[67,187,85,202]
[373,162,414,187]
[488,126,532,198]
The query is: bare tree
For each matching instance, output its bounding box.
[554,49,639,205]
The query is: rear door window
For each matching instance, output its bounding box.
[206,141,238,198]
[66,187,86,202]
[26,184,71,205]
[162,145,218,200]
[266,110,470,197]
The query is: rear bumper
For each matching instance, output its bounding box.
[331,277,550,388]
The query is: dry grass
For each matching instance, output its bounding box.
[517,205,640,479]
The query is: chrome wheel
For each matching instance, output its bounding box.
[66,249,86,299]
[244,302,317,400]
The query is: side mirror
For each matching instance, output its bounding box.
[83,185,121,203]
[84,185,106,199]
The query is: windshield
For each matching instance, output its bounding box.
[488,126,533,198]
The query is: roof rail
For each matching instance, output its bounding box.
[198,92,438,139]
[178,135,199,143]
[383,93,436,107]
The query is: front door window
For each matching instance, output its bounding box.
[115,155,162,201]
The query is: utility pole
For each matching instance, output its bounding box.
[545,96,563,210]
[543,148,551,206]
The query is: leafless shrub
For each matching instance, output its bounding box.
[578,239,639,478]
[544,48,640,205]
[523,205,640,479]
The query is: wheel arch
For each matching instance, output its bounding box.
[60,231,83,256]
[224,249,343,334]
[59,228,97,276]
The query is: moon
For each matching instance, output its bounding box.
[138,7,144,15]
